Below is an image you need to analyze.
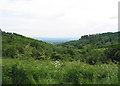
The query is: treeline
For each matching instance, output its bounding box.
[2,31,120,65]
[58,32,119,49]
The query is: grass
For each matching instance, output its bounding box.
[2,58,118,84]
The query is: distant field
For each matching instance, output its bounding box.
[32,37,79,45]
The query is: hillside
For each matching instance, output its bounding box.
[57,32,119,49]
[54,32,120,64]
[1,30,120,84]
[2,31,120,64]
[2,31,54,60]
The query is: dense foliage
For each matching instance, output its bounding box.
[2,31,54,60]
[58,32,119,48]
[1,30,120,84]
[2,58,118,84]
[56,32,120,64]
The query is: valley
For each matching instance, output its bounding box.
[1,30,120,84]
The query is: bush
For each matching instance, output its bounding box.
[2,58,118,84]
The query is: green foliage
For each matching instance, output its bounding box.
[56,32,120,63]
[51,52,63,60]
[105,44,120,62]
[2,31,54,60]
[2,31,120,84]
[58,32,119,49]
[2,58,118,84]
[2,31,120,63]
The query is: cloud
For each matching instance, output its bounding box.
[0,0,119,38]
[109,16,118,20]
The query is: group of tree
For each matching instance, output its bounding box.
[56,32,120,64]
[2,31,54,60]
[1,30,120,65]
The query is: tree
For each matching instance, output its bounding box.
[105,44,120,62]
[51,52,62,60]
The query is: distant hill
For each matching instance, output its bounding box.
[33,37,79,45]
[57,32,119,49]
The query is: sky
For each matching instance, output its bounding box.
[0,0,119,38]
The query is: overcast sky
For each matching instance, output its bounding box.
[0,0,119,38]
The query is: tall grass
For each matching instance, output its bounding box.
[2,58,118,84]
